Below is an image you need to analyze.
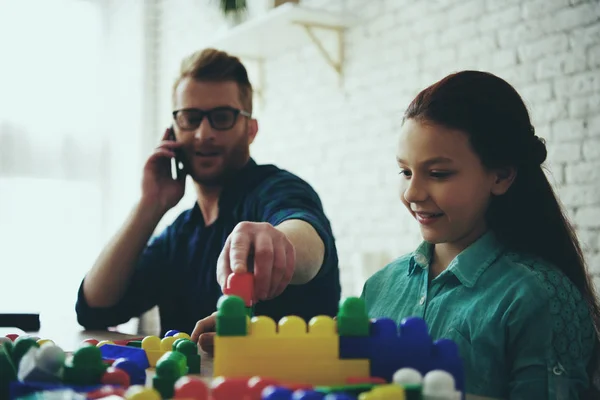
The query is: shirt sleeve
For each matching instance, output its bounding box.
[506,268,595,399]
[251,171,337,280]
[75,227,173,330]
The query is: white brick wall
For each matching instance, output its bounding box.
[140,0,600,297]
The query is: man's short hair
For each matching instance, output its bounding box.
[173,48,253,113]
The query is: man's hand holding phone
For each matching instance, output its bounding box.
[140,127,186,214]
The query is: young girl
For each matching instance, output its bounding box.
[361,71,600,399]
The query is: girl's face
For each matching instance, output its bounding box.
[397,119,513,250]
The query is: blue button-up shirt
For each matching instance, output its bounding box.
[76,158,341,336]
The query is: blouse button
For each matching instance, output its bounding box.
[419,295,426,305]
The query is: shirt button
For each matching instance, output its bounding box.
[415,254,427,265]
[419,296,426,305]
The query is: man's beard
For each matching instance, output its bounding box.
[190,133,250,187]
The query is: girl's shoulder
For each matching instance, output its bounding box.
[501,251,583,303]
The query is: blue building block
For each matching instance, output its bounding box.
[111,358,146,386]
[99,344,149,370]
[261,386,293,399]
[339,317,464,394]
[164,330,179,337]
[324,395,356,400]
[291,390,326,399]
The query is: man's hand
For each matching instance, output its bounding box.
[191,312,217,356]
[217,222,296,301]
[141,128,186,213]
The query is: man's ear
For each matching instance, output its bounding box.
[248,119,258,145]
[491,167,517,195]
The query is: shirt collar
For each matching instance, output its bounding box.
[408,231,504,288]
[186,157,258,224]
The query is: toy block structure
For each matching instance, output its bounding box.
[214,294,370,385]
[213,287,464,394]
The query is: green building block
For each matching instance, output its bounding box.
[63,345,107,385]
[12,337,40,368]
[216,295,247,336]
[153,352,188,398]
[245,306,253,318]
[126,340,142,348]
[337,297,370,336]
[404,383,423,400]
[0,346,17,400]
[315,383,376,396]
[175,339,201,374]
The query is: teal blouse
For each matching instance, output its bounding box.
[361,231,595,399]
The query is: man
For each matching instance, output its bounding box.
[75,49,341,344]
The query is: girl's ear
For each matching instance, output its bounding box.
[491,167,516,195]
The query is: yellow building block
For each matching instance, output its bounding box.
[141,336,168,367]
[214,315,371,385]
[214,357,370,385]
[358,384,406,400]
[216,315,339,359]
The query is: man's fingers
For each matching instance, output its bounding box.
[229,230,252,274]
[253,232,274,301]
[198,332,215,355]
[268,238,287,299]
[190,313,217,343]
[217,237,233,288]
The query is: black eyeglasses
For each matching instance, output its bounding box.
[172,106,251,131]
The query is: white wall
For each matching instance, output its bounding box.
[142,0,600,297]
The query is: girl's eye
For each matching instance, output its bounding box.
[431,171,454,178]
[399,169,412,177]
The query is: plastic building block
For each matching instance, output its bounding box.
[247,377,282,400]
[141,335,173,367]
[127,341,143,348]
[315,383,377,397]
[125,385,162,400]
[324,394,357,400]
[0,344,17,399]
[174,339,201,374]
[223,272,255,306]
[153,351,188,398]
[96,340,114,347]
[173,376,210,399]
[0,336,11,346]
[172,332,191,341]
[87,385,127,399]
[63,344,107,386]
[8,381,106,399]
[36,339,54,346]
[214,315,370,385]
[5,334,19,342]
[17,343,65,382]
[11,336,40,368]
[422,370,460,400]
[99,344,150,370]
[216,295,248,336]
[339,317,464,392]
[337,298,370,337]
[112,357,146,386]
[82,339,99,347]
[101,366,131,387]
[211,376,251,400]
[165,330,180,337]
[358,384,406,399]
[262,386,293,400]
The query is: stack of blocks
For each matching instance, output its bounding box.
[216,272,465,397]
[0,329,201,399]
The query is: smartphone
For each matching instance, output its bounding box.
[167,126,186,180]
